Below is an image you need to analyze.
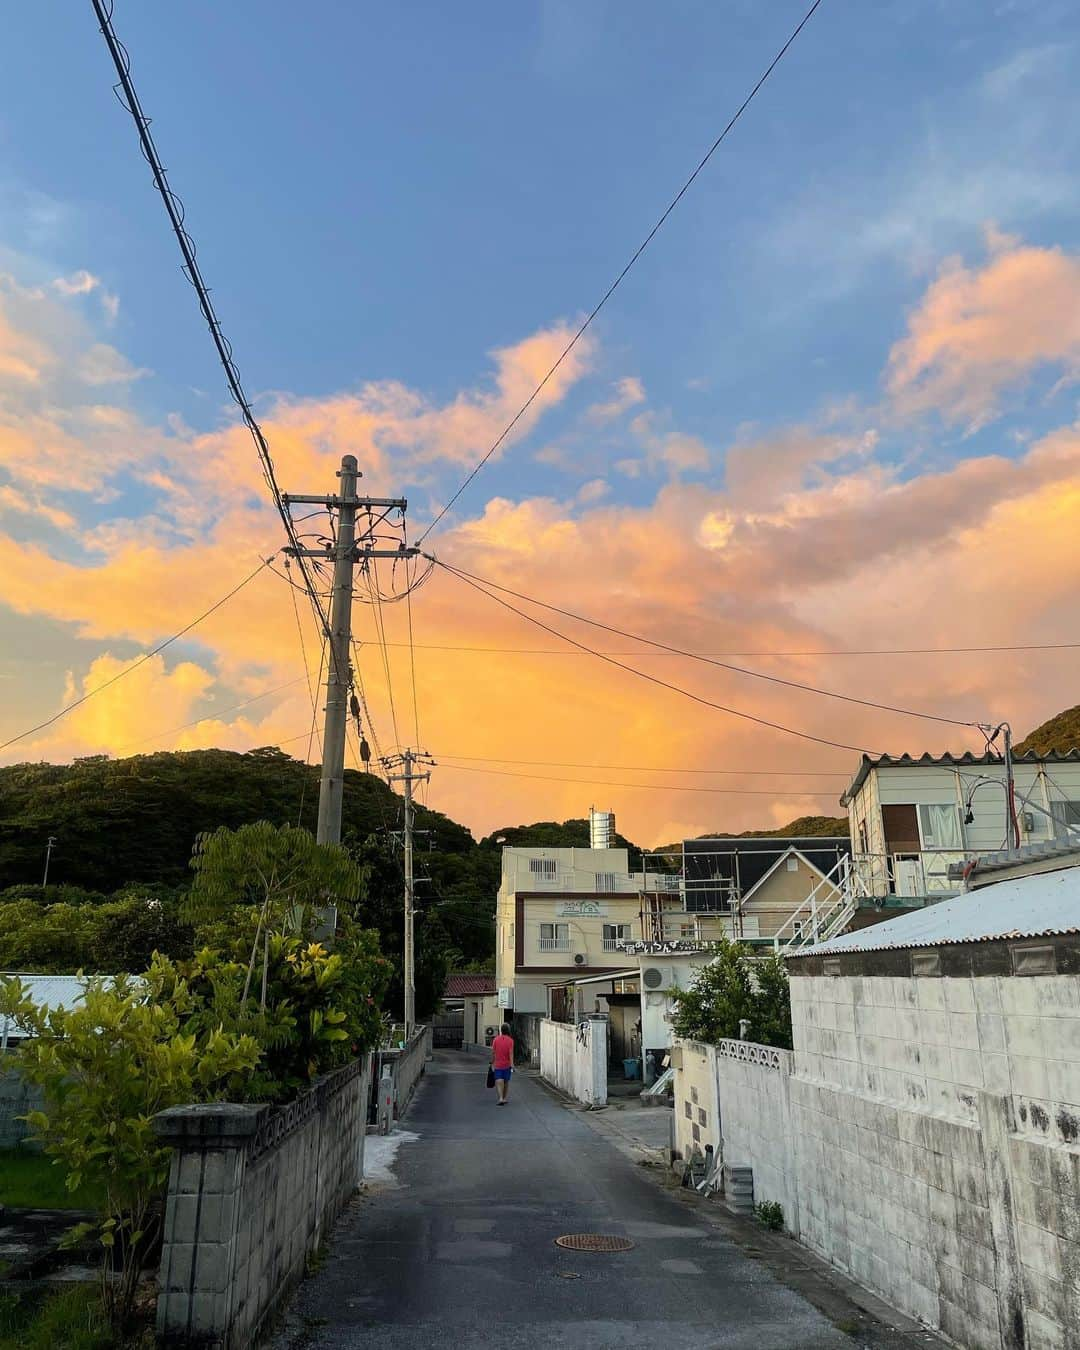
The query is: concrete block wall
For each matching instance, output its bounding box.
[539,1017,607,1107]
[790,970,1080,1350]
[0,1069,44,1149]
[672,1040,719,1162]
[675,970,1080,1350]
[154,1055,372,1350]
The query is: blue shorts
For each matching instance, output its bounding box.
[492,1067,512,1081]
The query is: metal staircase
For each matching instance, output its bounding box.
[771,852,863,954]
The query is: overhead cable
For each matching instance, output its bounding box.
[435,753,846,777]
[90,1,332,645]
[432,558,980,730]
[434,561,876,755]
[0,558,272,755]
[417,0,826,544]
[438,762,830,797]
[346,638,1080,659]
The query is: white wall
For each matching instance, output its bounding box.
[539,1017,607,1107]
[674,970,1080,1350]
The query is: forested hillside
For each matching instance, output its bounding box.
[1015,705,1080,756]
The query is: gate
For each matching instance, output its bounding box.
[432,1010,464,1049]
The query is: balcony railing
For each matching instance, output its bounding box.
[537,938,570,953]
[851,850,965,899]
[602,937,632,952]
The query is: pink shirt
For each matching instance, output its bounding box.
[491,1034,514,1070]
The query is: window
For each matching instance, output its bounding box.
[538,922,569,952]
[594,872,620,892]
[857,818,869,854]
[1052,801,1080,835]
[679,919,699,940]
[785,856,799,872]
[529,858,558,882]
[602,923,632,952]
[918,803,963,850]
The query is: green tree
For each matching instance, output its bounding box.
[669,937,755,1044]
[748,955,793,1050]
[0,964,260,1329]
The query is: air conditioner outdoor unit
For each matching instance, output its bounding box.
[574,953,586,965]
[642,965,672,991]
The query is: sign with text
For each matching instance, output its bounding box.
[619,940,712,956]
[556,900,608,918]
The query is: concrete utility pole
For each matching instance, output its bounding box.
[42,836,57,888]
[384,749,434,1036]
[284,455,418,846]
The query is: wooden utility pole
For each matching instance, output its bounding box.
[284,455,417,846]
[384,749,434,1035]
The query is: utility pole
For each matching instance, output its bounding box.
[42,836,56,888]
[384,750,434,1036]
[284,455,418,846]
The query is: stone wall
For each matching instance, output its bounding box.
[0,1068,44,1149]
[154,1055,372,1350]
[672,969,1080,1350]
[539,1017,607,1107]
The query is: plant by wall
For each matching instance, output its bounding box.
[669,939,793,1050]
[0,966,260,1330]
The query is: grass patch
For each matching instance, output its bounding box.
[0,1150,103,1210]
[0,1285,113,1350]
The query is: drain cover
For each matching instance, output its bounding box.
[554,1234,634,1253]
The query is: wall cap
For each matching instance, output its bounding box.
[153,1102,267,1147]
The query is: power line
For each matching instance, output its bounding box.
[417,0,826,544]
[349,639,1080,659]
[117,672,312,755]
[438,762,832,797]
[434,561,873,755]
[0,558,273,755]
[433,558,979,730]
[435,753,846,777]
[364,563,401,749]
[90,0,332,651]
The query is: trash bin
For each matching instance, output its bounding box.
[623,1057,640,1080]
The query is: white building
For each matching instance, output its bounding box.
[842,749,1080,903]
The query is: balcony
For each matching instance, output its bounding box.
[602,937,632,952]
[538,937,570,953]
[852,850,964,900]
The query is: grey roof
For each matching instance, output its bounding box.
[968,840,1080,881]
[789,866,1080,957]
[840,749,1080,806]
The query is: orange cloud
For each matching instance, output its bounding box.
[6,242,1080,847]
[887,238,1080,426]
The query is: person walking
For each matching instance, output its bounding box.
[490,1023,514,1105]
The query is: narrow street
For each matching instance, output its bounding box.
[275,1053,920,1350]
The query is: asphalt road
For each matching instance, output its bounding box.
[278,1051,863,1350]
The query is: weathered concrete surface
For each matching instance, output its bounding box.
[274,1053,940,1350]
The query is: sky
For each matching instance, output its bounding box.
[2,0,1080,848]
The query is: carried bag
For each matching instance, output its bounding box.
[486,1065,496,1089]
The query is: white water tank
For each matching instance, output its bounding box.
[589,806,616,850]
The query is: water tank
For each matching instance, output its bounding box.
[589,806,616,850]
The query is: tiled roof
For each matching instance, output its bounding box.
[444,973,496,998]
[789,866,1080,957]
[840,749,1080,805]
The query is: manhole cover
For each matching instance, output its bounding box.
[554,1234,634,1253]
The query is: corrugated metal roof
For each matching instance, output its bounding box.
[789,866,1080,957]
[840,749,1080,806]
[0,973,90,1040]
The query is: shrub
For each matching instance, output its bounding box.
[669,941,793,1051]
[0,965,260,1329]
[669,937,754,1044]
[754,1200,785,1231]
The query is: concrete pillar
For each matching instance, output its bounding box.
[153,1103,265,1348]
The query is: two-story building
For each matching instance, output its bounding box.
[842,749,1080,904]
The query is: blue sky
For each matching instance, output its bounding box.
[2,2,1080,841]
